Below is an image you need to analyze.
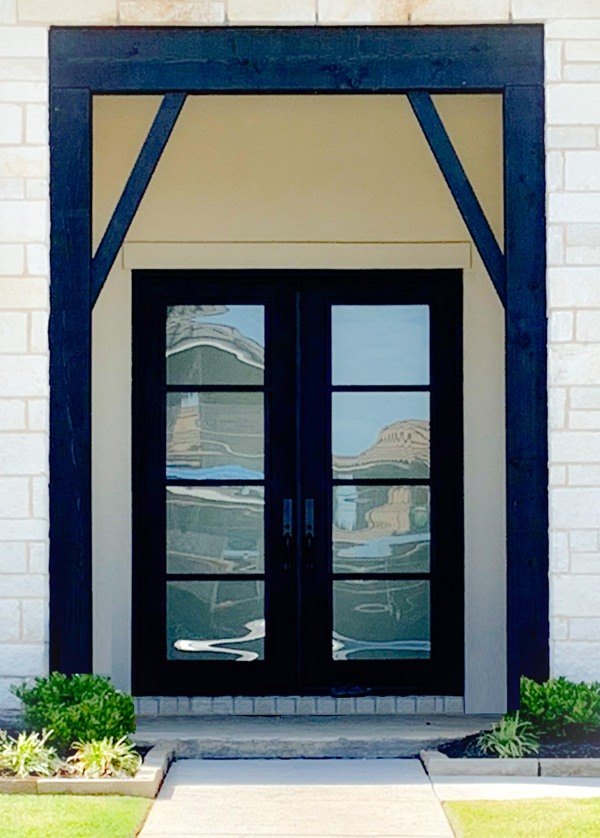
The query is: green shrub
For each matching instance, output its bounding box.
[67,736,142,778]
[520,676,600,735]
[0,729,58,778]
[478,712,539,759]
[11,673,135,754]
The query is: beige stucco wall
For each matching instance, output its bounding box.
[91,94,506,712]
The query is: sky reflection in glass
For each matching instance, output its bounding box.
[332,391,429,458]
[332,305,429,386]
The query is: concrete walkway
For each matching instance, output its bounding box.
[140,756,600,836]
[140,758,453,837]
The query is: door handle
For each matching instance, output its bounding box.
[304,499,315,570]
[282,498,293,571]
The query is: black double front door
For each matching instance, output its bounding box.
[132,270,463,697]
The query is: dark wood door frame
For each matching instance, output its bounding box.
[49,25,547,708]
[132,269,463,697]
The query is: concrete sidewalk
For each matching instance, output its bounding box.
[140,758,453,837]
[432,774,600,801]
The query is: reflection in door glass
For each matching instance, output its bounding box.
[166,392,264,480]
[167,580,265,661]
[333,580,430,660]
[332,392,430,479]
[332,305,429,385]
[333,485,430,574]
[167,486,264,574]
[166,305,264,385]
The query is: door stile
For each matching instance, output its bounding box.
[298,282,333,692]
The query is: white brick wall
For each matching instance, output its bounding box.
[0,0,599,706]
[540,12,600,684]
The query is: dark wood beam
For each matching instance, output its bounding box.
[50,26,544,93]
[407,91,506,305]
[91,92,187,305]
[49,87,93,673]
[504,84,549,709]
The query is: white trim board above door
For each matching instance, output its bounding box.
[122,242,473,271]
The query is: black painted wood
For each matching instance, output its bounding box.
[504,85,549,709]
[49,88,93,673]
[49,26,544,93]
[408,91,506,305]
[92,93,186,304]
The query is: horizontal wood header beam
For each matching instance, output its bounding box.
[50,25,544,93]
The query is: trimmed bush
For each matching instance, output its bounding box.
[520,676,600,736]
[11,673,135,754]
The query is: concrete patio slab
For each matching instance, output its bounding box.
[135,714,495,759]
[140,758,453,837]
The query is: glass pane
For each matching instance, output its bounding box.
[333,580,430,660]
[167,580,265,661]
[332,392,430,479]
[333,485,430,573]
[332,305,429,385]
[166,392,264,480]
[167,486,264,574]
[166,305,264,385]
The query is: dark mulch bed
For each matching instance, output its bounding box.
[439,728,600,759]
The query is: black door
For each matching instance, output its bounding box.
[132,270,463,696]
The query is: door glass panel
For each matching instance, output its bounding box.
[332,305,429,385]
[166,305,264,385]
[166,392,264,480]
[332,392,430,479]
[332,580,430,660]
[333,485,430,573]
[167,580,265,661]
[167,486,264,574]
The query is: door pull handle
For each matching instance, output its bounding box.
[282,498,293,570]
[304,499,315,570]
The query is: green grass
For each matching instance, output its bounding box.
[0,794,151,838]
[445,798,600,838]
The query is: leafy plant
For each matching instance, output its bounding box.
[520,676,600,735]
[11,673,135,754]
[66,736,142,778]
[478,712,539,759]
[0,729,59,778]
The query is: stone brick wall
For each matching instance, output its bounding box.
[0,0,599,708]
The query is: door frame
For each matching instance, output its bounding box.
[131,269,463,697]
[49,25,547,708]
